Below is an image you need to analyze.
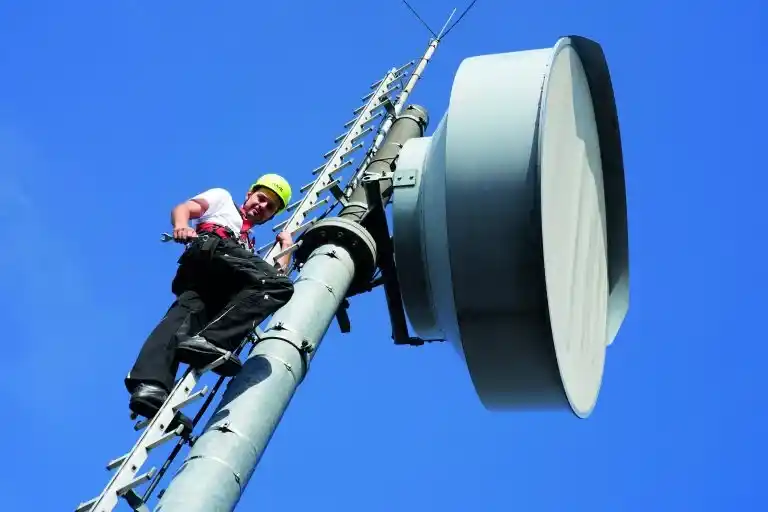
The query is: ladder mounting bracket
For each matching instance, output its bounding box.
[335,299,351,334]
[357,178,438,346]
[329,183,349,207]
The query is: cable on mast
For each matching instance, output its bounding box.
[398,1,479,42]
[401,0,437,37]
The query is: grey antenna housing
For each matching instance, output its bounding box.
[391,35,630,418]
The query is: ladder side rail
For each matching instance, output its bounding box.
[76,369,203,512]
[344,38,439,194]
[139,330,261,504]
[261,42,438,263]
[262,69,398,265]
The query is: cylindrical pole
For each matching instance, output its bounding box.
[154,241,356,512]
[154,106,429,512]
[340,104,429,223]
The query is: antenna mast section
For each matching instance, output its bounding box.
[153,9,456,510]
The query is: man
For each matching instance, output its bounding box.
[125,173,296,423]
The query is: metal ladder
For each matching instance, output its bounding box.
[74,60,419,512]
[257,60,416,265]
[75,334,256,512]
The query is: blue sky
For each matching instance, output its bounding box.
[0,0,765,510]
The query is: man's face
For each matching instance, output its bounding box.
[243,187,282,224]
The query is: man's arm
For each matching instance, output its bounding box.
[275,231,293,272]
[171,199,207,227]
[170,199,208,241]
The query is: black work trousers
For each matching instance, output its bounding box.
[125,234,294,393]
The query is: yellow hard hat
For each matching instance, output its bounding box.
[250,173,292,214]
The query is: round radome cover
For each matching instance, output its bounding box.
[539,40,609,417]
[392,36,626,419]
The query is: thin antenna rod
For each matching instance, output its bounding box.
[398,1,478,43]
[441,0,478,39]
[345,36,440,193]
[436,8,457,40]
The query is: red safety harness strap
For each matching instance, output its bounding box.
[196,222,254,250]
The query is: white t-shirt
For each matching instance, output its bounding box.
[191,188,244,235]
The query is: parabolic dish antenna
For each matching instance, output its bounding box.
[391,35,629,418]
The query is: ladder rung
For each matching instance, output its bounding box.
[146,425,184,451]
[290,217,319,236]
[370,72,394,90]
[394,60,415,77]
[172,385,208,411]
[107,453,128,471]
[272,193,328,237]
[304,196,330,214]
[286,197,303,212]
[330,159,353,174]
[316,178,341,195]
[362,111,384,127]
[322,146,339,160]
[116,468,156,496]
[338,142,364,161]
[352,103,366,116]
[300,175,334,198]
[78,368,208,512]
[361,101,385,118]
[199,352,235,375]
[256,241,273,254]
[385,82,403,93]
[382,83,402,98]
[299,178,318,194]
[75,497,96,512]
[272,218,290,232]
[351,127,374,144]
[271,240,302,263]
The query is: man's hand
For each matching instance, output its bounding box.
[173,226,198,243]
[275,231,294,273]
[276,231,293,248]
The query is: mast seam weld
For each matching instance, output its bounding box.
[254,330,312,380]
[181,455,243,489]
[293,276,338,299]
[259,353,300,383]
[211,422,260,457]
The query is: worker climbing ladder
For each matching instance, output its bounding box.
[74,57,423,512]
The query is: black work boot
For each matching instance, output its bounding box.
[175,335,242,377]
[129,383,194,437]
